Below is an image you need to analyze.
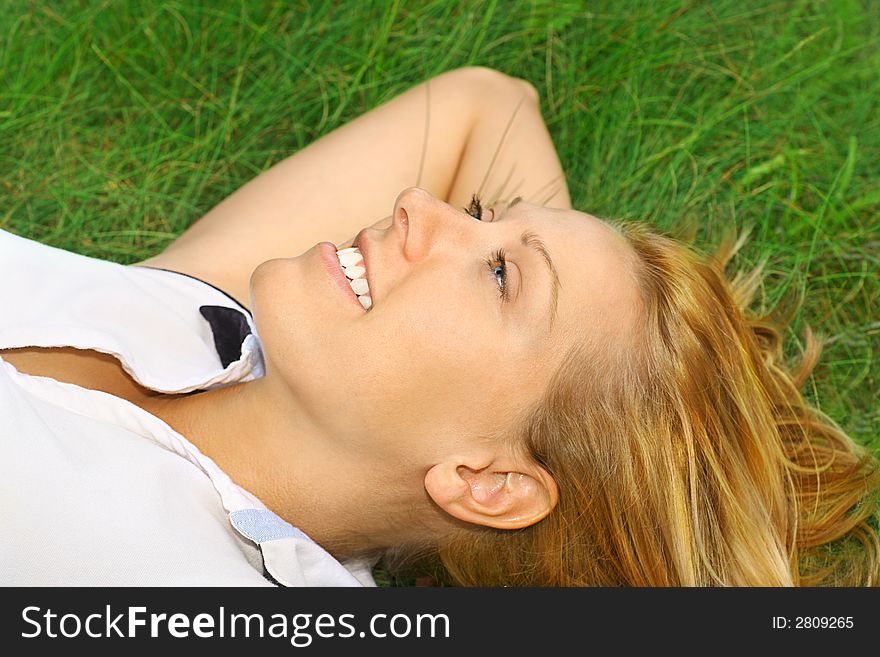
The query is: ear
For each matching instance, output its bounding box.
[424,457,559,530]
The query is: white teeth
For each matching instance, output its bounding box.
[348,277,369,296]
[336,246,373,310]
[337,249,364,268]
[342,265,366,279]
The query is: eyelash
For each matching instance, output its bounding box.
[464,193,510,302]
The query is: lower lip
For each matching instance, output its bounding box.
[317,242,366,312]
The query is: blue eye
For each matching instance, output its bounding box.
[484,249,510,302]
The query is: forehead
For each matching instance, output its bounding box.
[509,203,640,348]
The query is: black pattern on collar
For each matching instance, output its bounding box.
[199,305,252,368]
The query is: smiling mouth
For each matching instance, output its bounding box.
[335,246,372,311]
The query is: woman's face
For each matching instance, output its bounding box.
[249,187,640,465]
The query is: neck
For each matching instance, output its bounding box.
[140,378,432,560]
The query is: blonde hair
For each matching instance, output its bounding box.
[395,219,880,586]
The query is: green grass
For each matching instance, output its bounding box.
[1,1,877,463]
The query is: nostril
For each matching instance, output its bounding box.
[396,207,409,241]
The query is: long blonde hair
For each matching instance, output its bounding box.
[412,220,880,586]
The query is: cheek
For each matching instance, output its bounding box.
[250,264,517,436]
[358,302,507,423]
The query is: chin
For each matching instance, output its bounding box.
[250,257,291,314]
[249,257,311,362]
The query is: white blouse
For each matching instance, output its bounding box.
[0,228,374,586]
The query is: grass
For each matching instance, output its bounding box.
[1,0,878,568]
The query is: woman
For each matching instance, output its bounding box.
[2,67,878,586]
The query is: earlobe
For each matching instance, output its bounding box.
[424,459,558,530]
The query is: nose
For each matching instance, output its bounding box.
[392,187,474,262]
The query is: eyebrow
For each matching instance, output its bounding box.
[497,198,560,332]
